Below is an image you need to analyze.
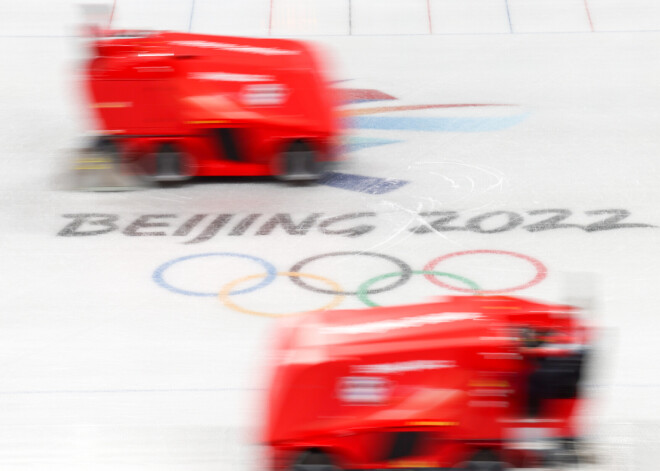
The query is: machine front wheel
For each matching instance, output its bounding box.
[139,143,192,183]
[91,136,120,162]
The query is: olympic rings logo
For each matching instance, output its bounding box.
[152,250,548,317]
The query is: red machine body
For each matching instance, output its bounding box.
[84,30,342,181]
[264,296,592,470]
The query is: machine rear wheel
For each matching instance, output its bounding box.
[277,140,323,183]
[462,462,508,471]
[292,450,341,471]
[543,438,581,467]
[459,450,510,471]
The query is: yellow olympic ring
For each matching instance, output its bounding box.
[218,272,345,318]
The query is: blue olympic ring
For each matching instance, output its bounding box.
[152,252,277,297]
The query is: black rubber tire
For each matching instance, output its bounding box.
[156,144,182,176]
[463,462,508,471]
[139,143,191,183]
[543,438,581,467]
[292,450,341,471]
[459,450,509,471]
[279,140,323,183]
[92,136,121,163]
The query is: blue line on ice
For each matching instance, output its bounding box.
[346,136,403,152]
[350,113,529,132]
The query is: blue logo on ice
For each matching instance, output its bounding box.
[324,89,528,194]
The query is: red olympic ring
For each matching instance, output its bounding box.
[423,249,547,294]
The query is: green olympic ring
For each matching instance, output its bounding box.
[357,270,481,307]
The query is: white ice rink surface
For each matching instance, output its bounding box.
[1,0,660,469]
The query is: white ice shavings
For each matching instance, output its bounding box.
[420,160,506,195]
[400,160,507,215]
[324,312,481,335]
[364,201,421,252]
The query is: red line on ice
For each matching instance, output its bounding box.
[342,89,397,103]
[108,0,117,28]
[268,0,274,35]
[427,0,433,34]
[583,0,595,32]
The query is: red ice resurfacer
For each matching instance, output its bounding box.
[81,29,342,183]
[263,295,592,470]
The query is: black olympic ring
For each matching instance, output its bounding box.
[288,251,413,296]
